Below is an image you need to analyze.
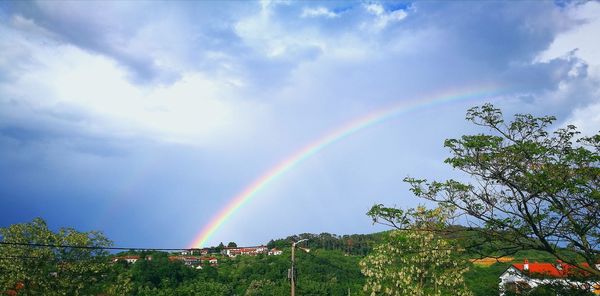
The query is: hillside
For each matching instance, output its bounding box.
[110,230,560,296]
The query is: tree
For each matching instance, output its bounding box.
[215,242,225,253]
[227,241,238,248]
[360,206,472,296]
[386,104,599,276]
[136,279,231,296]
[244,279,277,296]
[0,218,112,295]
[130,254,196,289]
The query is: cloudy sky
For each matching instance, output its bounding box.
[1,1,599,248]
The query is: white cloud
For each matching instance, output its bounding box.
[537,2,600,135]
[0,22,265,146]
[567,103,600,136]
[234,4,326,59]
[301,7,339,19]
[365,3,385,16]
[537,1,600,76]
[363,3,407,31]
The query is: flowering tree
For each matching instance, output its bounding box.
[360,206,472,296]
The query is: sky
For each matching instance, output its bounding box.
[0,1,599,248]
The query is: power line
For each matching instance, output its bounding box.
[0,241,190,251]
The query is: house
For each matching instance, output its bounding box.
[180,248,209,256]
[169,256,218,267]
[200,256,218,266]
[221,245,269,257]
[499,259,600,295]
[112,255,140,264]
[268,248,283,256]
[169,256,201,266]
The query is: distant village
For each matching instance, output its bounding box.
[112,250,600,294]
[112,245,284,269]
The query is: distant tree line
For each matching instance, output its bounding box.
[267,232,385,256]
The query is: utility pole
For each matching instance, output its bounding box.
[289,239,308,296]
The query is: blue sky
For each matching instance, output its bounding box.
[1,1,599,248]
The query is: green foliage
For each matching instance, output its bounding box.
[268,232,386,256]
[244,279,277,295]
[5,219,574,296]
[464,263,508,296]
[130,254,196,289]
[295,249,364,295]
[135,279,231,296]
[0,218,112,295]
[211,242,225,254]
[102,245,364,296]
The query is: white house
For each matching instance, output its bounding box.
[112,255,140,264]
[499,259,600,295]
[201,256,218,266]
[180,248,209,256]
[268,248,283,256]
[169,256,202,266]
[222,245,269,257]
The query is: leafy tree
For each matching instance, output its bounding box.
[375,104,600,276]
[227,241,238,248]
[244,279,277,296]
[268,232,382,255]
[178,279,231,295]
[361,206,472,296]
[130,253,196,289]
[137,279,231,296]
[0,218,112,295]
[103,267,134,296]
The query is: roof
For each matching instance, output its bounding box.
[169,256,200,260]
[169,256,217,262]
[511,260,592,279]
[223,245,266,250]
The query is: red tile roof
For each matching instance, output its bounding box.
[512,260,592,278]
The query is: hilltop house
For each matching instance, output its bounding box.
[180,248,209,256]
[169,256,218,267]
[268,248,283,256]
[499,259,600,295]
[112,255,141,264]
[201,256,219,266]
[169,256,200,266]
[221,245,269,257]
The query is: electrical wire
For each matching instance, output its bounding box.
[0,241,190,251]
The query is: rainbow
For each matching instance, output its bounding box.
[188,85,508,248]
